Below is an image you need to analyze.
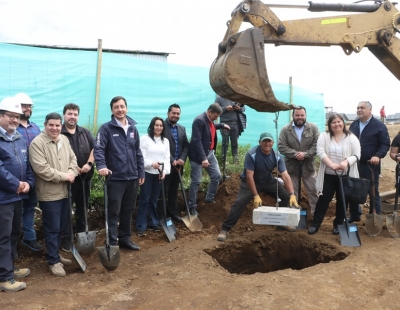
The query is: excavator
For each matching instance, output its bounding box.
[209,0,400,112]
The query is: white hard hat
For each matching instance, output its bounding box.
[0,97,23,114]
[14,92,34,105]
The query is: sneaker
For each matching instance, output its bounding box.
[60,255,72,266]
[205,199,216,204]
[21,239,43,252]
[189,208,198,216]
[137,231,146,237]
[14,268,30,278]
[60,238,71,252]
[0,278,26,292]
[49,263,66,277]
[276,226,297,232]
[148,225,162,232]
[217,230,229,242]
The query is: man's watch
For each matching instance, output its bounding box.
[87,161,93,166]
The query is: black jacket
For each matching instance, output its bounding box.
[164,119,189,165]
[188,112,225,164]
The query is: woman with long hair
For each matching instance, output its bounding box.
[136,117,170,237]
[308,113,360,235]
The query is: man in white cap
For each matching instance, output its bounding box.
[217,132,300,241]
[15,93,43,252]
[0,97,34,292]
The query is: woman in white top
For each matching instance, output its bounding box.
[308,113,360,236]
[136,117,170,236]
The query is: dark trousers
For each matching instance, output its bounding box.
[40,199,69,265]
[311,174,346,229]
[158,167,181,217]
[221,180,289,231]
[22,187,38,241]
[136,173,161,232]
[349,161,381,216]
[221,124,239,160]
[107,179,139,245]
[0,201,22,281]
[62,176,91,241]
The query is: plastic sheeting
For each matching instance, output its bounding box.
[0,42,325,147]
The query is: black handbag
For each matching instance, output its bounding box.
[342,166,370,204]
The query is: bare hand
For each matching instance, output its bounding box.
[224,124,231,130]
[232,105,240,111]
[338,159,349,171]
[152,162,161,170]
[226,106,233,111]
[20,182,30,193]
[330,163,341,170]
[80,163,91,174]
[138,178,145,185]
[202,159,210,168]
[295,152,305,161]
[369,156,380,165]
[98,168,112,176]
[176,159,185,166]
[66,172,76,183]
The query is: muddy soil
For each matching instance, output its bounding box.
[2,125,400,310]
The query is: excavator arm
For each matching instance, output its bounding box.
[210,0,400,112]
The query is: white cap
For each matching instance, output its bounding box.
[0,97,23,114]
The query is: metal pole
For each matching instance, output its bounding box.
[94,39,103,128]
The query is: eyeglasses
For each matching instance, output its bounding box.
[21,104,34,109]
[3,113,21,120]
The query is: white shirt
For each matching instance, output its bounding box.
[140,134,170,175]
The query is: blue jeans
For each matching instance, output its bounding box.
[22,187,38,241]
[107,179,139,245]
[136,172,161,232]
[188,150,221,209]
[40,199,69,265]
[0,201,22,281]
[349,161,381,216]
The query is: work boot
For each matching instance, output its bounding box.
[21,239,43,252]
[60,237,71,252]
[189,208,198,216]
[60,255,72,266]
[217,230,229,242]
[170,213,182,222]
[0,279,26,292]
[49,263,66,277]
[14,268,30,278]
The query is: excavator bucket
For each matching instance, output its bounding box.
[210,27,296,112]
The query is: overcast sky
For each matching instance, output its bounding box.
[0,0,399,115]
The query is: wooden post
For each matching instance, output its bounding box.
[94,39,103,127]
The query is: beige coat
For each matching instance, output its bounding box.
[278,122,320,177]
[29,131,78,201]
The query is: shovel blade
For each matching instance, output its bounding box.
[71,245,87,272]
[386,214,400,238]
[181,214,203,232]
[160,217,177,242]
[296,209,308,230]
[76,231,97,254]
[97,245,120,271]
[365,214,383,237]
[338,223,361,247]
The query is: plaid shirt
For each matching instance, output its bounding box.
[17,121,41,147]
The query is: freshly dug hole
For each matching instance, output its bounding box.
[205,234,349,274]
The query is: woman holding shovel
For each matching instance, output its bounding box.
[308,114,360,236]
[136,117,170,237]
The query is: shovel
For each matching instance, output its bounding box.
[295,161,308,230]
[177,166,203,232]
[97,175,120,271]
[67,183,86,272]
[158,163,177,242]
[336,171,361,247]
[222,130,228,182]
[365,161,383,237]
[386,162,400,238]
[76,174,96,254]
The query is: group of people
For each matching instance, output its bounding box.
[1,93,398,293]
[217,101,396,241]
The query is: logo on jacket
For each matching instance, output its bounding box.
[130,132,135,138]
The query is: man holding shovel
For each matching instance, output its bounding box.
[60,103,95,251]
[278,106,319,215]
[94,96,144,251]
[217,132,299,241]
[159,103,189,222]
[348,101,390,221]
[29,112,78,277]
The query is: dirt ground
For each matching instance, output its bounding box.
[3,125,400,310]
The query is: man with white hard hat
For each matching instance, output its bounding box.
[15,93,43,252]
[0,96,34,292]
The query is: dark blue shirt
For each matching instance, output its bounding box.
[168,120,179,161]
[17,121,41,147]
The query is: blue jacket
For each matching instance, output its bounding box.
[188,112,225,164]
[94,116,145,181]
[349,116,390,163]
[0,130,35,204]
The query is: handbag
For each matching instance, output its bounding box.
[342,166,370,204]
